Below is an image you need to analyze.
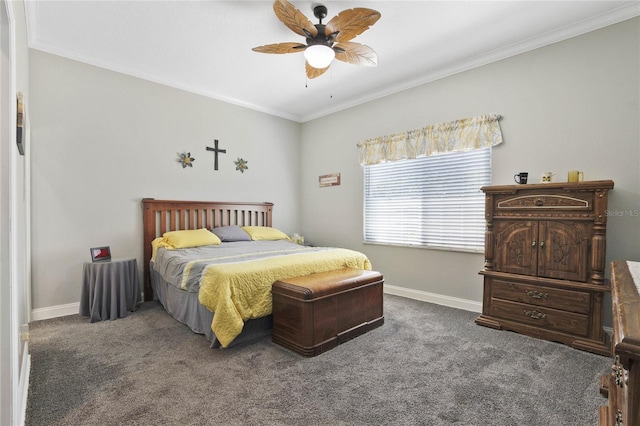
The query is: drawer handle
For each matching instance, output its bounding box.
[524,310,546,320]
[612,355,628,388]
[534,198,544,206]
[615,366,628,388]
[525,290,548,300]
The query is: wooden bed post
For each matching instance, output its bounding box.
[142,198,156,302]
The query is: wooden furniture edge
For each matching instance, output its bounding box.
[481,179,614,194]
[599,260,640,426]
[611,260,640,361]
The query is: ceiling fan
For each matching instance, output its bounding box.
[252,0,381,79]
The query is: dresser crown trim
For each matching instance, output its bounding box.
[497,194,590,210]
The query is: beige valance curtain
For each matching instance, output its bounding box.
[357,114,503,166]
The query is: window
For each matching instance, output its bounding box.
[363,147,491,252]
[358,114,502,252]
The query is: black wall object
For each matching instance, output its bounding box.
[16,92,24,156]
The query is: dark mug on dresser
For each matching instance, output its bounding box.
[514,172,528,184]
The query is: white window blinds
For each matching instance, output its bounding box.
[360,114,502,252]
[363,147,491,252]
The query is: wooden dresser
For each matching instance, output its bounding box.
[599,260,640,426]
[475,180,614,356]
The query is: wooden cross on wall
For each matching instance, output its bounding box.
[206,139,226,170]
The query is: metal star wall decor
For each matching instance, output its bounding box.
[177,152,195,168]
[234,158,249,173]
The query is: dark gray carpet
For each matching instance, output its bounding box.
[25,294,610,425]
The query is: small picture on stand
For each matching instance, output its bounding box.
[90,246,111,262]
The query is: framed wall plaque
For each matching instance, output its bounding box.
[319,173,340,188]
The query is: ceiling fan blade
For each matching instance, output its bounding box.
[252,42,306,54]
[325,8,381,43]
[305,62,330,79]
[273,0,318,38]
[334,42,378,67]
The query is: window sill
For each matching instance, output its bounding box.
[362,240,484,254]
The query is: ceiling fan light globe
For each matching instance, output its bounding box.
[304,45,335,68]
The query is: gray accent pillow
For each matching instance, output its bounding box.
[211,225,252,242]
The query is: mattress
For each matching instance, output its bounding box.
[150,240,372,347]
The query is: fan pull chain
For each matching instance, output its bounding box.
[329,68,333,99]
[303,68,334,99]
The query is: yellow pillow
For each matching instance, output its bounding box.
[241,226,291,241]
[151,237,164,260]
[162,228,221,249]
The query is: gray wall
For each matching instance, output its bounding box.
[29,17,640,323]
[300,18,640,314]
[29,51,301,310]
[2,0,31,423]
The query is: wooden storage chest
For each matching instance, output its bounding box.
[272,269,384,357]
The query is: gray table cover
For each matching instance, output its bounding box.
[79,258,141,322]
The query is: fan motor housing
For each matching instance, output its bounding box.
[306,24,333,48]
[312,4,328,20]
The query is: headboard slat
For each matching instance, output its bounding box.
[142,198,274,301]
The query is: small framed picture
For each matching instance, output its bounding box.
[319,173,341,188]
[90,246,111,262]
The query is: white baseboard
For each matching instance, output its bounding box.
[31,289,480,322]
[31,302,79,321]
[18,342,30,426]
[384,284,482,313]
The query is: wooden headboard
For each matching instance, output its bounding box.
[142,198,274,301]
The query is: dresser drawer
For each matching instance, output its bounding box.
[491,279,591,314]
[494,191,594,212]
[490,298,589,336]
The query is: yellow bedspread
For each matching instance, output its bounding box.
[197,248,372,347]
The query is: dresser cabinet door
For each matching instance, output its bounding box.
[494,220,538,276]
[538,221,590,282]
[494,220,590,282]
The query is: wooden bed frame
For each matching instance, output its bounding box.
[142,198,273,302]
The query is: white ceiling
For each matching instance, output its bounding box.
[25,1,640,122]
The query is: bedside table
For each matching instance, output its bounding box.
[79,258,141,322]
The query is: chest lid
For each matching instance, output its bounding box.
[272,269,383,300]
